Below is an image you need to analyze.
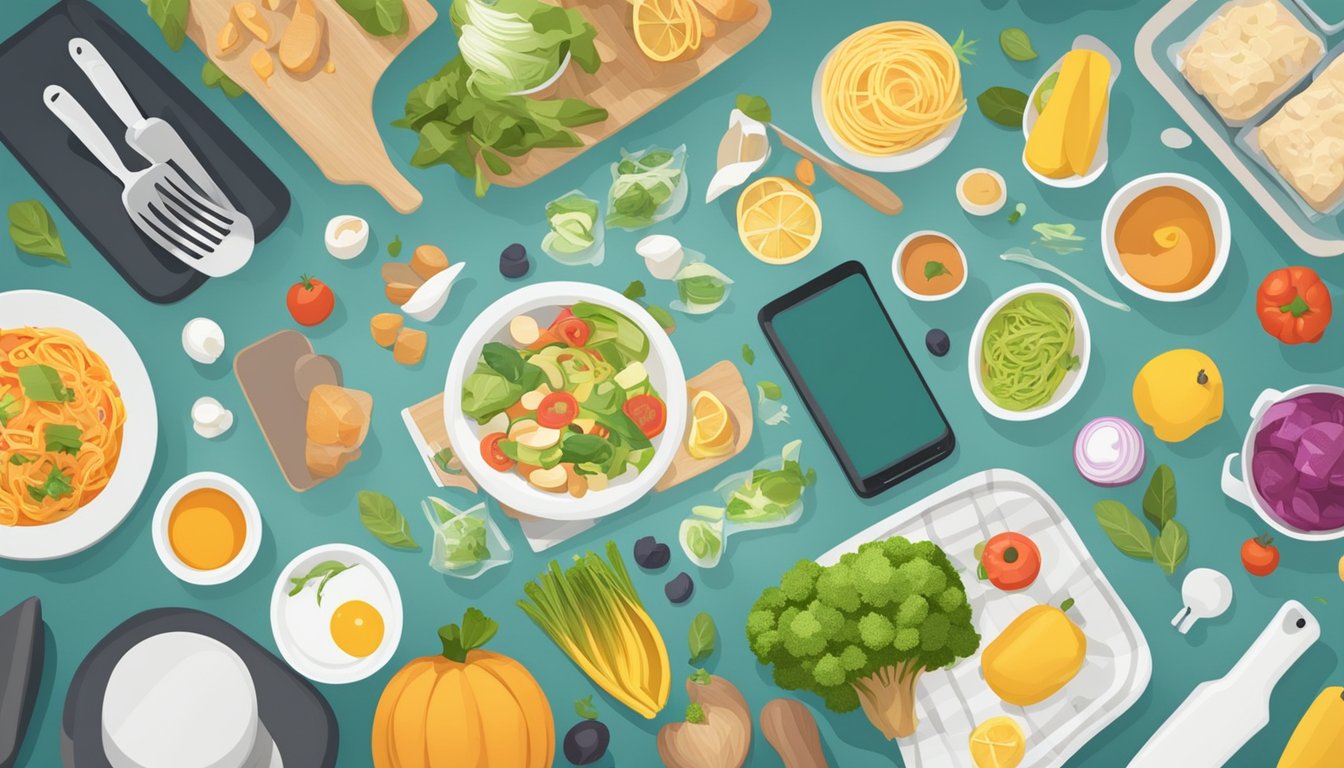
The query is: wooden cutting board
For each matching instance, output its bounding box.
[488,0,773,187]
[185,0,436,213]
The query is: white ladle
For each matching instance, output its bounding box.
[1171,567,1233,634]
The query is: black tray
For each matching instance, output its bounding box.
[0,0,289,303]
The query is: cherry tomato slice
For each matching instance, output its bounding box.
[979,532,1041,591]
[480,432,513,471]
[623,394,666,438]
[553,317,591,347]
[537,392,579,429]
[550,308,575,327]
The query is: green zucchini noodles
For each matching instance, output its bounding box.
[981,294,1079,411]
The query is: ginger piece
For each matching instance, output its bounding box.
[279,0,326,75]
[393,328,428,366]
[385,283,418,305]
[250,49,274,84]
[232,3,271,44]
[411,245,449,281]
[217,21,244,55]
[306,384,373,448]
[371,313,403,348]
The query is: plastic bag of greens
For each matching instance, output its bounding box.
[606,145,688,231]
[542,190,605,266]
[671,262,733,314]
[422,497,512,578]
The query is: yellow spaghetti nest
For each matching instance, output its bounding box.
[821,21,966,157]
[0,327,125,526]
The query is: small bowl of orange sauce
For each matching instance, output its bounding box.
[152,472,261,585]
[1101,173,1229,302]
[892,230,968,302]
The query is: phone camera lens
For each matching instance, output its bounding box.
[1297,618,1307,629]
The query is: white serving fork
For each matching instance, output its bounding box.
[42,84,253,277]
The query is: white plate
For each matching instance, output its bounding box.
[0,290,157,560]
[969,283,1091,421]
[1101,173,1231,302]
[810,43,962,173]
[270,543,403,685]
[1021,36,1121,189]
[444,282,688,521]
[151,472,262,585]
[818,469,1152,768]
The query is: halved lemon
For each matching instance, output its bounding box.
[969,716,1026,768]
[687,391,734,459]
[736,177,823,264]
[633,0,702,63]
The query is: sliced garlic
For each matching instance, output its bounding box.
[182,318,225,365]
[325,215,369,260]
[705,109,770,203]
[403,262,466,322]
[192,396,235,439]
[635,234,685,281]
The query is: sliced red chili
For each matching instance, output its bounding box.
[537,392,579,428]
[479,432,513,471]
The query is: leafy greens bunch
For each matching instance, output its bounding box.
[746,537,980,740]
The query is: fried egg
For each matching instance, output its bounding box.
[283,564,391,668]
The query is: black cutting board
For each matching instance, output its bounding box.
[0,0,289,304]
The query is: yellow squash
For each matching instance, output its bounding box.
[981,603,1086,706]
[1025,49,1111,179]
[1278,686,1344,767]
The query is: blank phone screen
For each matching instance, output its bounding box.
[768,272,948,479]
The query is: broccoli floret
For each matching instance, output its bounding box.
[744,537,980,741]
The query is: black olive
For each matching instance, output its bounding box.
[633,536,660,568]
[646,543,671,569]
[665,572,694,603]
[500,243,529,279]
[563,720,610,765]
[926,328,951,357]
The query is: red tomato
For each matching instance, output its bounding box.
[537,392,579,428]
[479,432,513,471]
[553,317,591,347]
[1241,534,1279,577]
[287,275,335,326]
[1256,267,1332,345]
[980,532,1041,591]
[550,308,575,326]
[623,394,666,438]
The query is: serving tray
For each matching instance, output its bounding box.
[818,469,1152,768]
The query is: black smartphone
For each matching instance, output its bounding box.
[758,261,955,498]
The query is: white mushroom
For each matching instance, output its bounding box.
[636,234,685,281]
[182,318,225,365]
[325,215,369,260]
[191,396,234,439]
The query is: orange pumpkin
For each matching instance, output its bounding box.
[371,608,554,768]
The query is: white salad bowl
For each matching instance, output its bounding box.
[1222,384,1344,542]
[968,283,1091,422]
[151,472,262,586]
[1021,35,1121,189]
[1101,173,1230,302]
[444,282,688,521]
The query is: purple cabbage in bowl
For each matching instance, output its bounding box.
[1253,392,1344,532]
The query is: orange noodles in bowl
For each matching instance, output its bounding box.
[821,21,966,156]
[0,327,125,526]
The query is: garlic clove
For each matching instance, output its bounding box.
[191,396,234,439]
[325,215,369,260]
[403,261,466,322]
[182,318,226,365]
[636,234,686,281]
[706,109,771,203]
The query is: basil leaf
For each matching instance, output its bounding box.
[687,612,717,664]
[741,344,755,365]
[387,235,402,257]
[8,200,68,264]
[481,341,526,382]
[574,696,599,720]
[758,380,783,401]
[1094,500,1154,560]
[976,87,1029,128]
[9,454,32,466]
[924,260,950,280]
[0,393,19,426]
[28,465,74,503]
[1154,520,1189,575]
[999,28,1037,61]
[44,424,83,456]
[202,62,243,100]
[335,0,407,36]
[18,365,75,403]
[145,0,189,51]
[735,93,772,123]
[623,280,647,300]
[358,491,419,550]
[689,668,711,685]
[644,304,676,333]
[1142,464,1177,530]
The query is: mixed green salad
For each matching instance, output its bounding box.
[461,304,669,497]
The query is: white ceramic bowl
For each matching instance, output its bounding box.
[1101,173,1231,302]
[1021,35,1121,189]
[810,44,961,173]
[891,230,968,302]
[969,283,1092,421]
[270,543,404,685]
[444,282,688,521]
[0,290,157,561]
[1222,384,1344,541]
[152,472,261,586]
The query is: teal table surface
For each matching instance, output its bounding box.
[4,0,1344,766]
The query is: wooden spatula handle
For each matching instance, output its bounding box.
[772,126,903,215]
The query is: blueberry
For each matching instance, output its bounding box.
[926,328,950,357]
[563,720,609,765]
[665,572,694,603]
[500,243,529,279]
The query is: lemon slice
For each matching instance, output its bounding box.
[633,0,702,63]
[736,177,823,264]
[688,391,734,459]
[969,716,1026,768]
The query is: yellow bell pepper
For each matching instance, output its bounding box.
[981,602,1086,706]
[1278,686,1344,767]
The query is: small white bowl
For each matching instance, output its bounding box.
[1101,173,1230,302]
[152,472,261,586]
[892,231,968,302]
[956,168,1007,216]
[1021,35,1121,189]
[968,283,1092,421]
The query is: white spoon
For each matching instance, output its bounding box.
[1171,567,1232,634]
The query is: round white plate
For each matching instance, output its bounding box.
[0,290,157,560]
[444,282,688,522]
[270,543,403,685]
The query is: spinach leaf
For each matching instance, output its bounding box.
[44,424,83,456]
[0,393,19,426]
[999,28,1037,61]
[8,200,68,264]
[976,87,1028,128]
[145,0,190,51]
[201,62,244,99]
[741,344,754,365]
[574,696,599,720]
[18,365,74,403]
[358,490,419,550]
[687,612,717,664]
[1094,500,1154,560]
[336,0,408,37]
[27,465,74,503]
[1154,520,1189,575]
[481,342,526,380]
[622,280,647,300]
[560,433,614,465]
[1142,464,1177,529]
[735,93,771,123]
[461,366,519,422]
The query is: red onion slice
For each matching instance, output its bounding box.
[1075,417,1146,486]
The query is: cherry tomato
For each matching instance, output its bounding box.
[979,532,1041,591]
[553,317,591,347]
[1241,534,1279,577]
[550,308,575,326]
[286,275,335,326]
[623,394,666,438]
[537,392,579,428]
[479,432,513,471]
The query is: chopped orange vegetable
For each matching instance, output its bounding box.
[795,158,816,186]
[393,328,428,366]
[385,283,418,306]
[232,3,271,43]
[370,313,403,348]
[250,49,274,83]
[217,21,243,55]
[279,0,325,75]
[411,245,449,281]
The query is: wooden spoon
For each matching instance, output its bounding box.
[769,124,903,216]
[761,698,829,768]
